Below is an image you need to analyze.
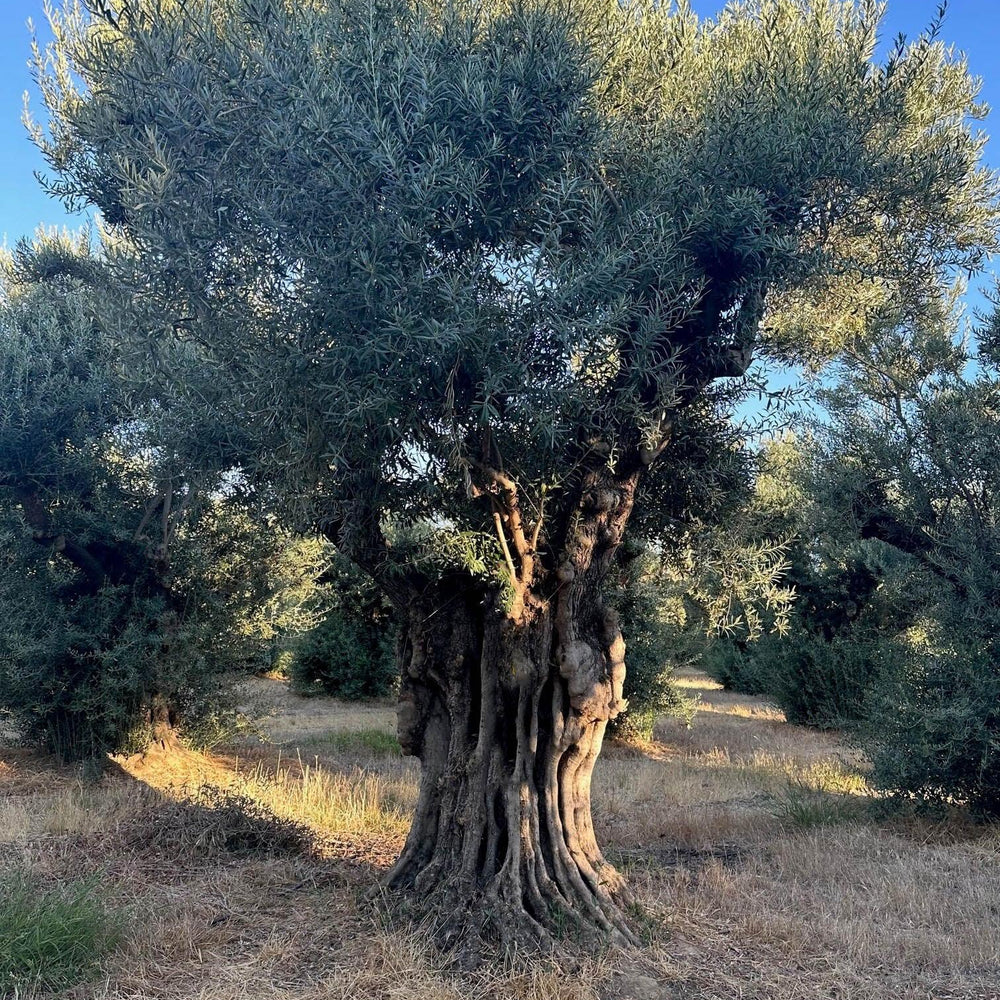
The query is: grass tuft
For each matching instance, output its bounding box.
[0,870,122,993]
[771,781,865,829]
[311,728,402,756]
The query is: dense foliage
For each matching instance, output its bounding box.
[703,436,915,727]
[708,301,1000,815]
[811,299,1000,815]
[0,234,317,760]
[30,0,996,572]
[289,552,398,699]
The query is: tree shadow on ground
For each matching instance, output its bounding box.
[0,745,391,997]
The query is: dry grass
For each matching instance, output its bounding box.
[2,671,999,999]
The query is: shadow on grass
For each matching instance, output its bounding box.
[1,746,390,995]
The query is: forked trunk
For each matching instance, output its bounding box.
[386,574,638,952]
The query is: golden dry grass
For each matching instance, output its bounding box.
[2,670,999,1000]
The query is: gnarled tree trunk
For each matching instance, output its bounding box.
[384,471,641,951]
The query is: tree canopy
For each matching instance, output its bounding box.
[32,0,997,566]
[0,232,322,759]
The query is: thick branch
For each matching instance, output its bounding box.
[50,536,110,592]
[857,504,969,599]
[323,512,427,609]
[16,487,110,591]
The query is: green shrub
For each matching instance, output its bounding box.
[0,871,121,993]
[703,639,770,697]
[607,546,701,740]
[707,630,901,728]
[288,553,398,700]
[291,610,397,699]
[860,642,1000,818]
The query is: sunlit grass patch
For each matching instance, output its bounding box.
[673,672,724,692]
[694,700,785,722]
[119,744,417,844]
[722,751,870,797]
[239,760,416,840]
[794,758,870,796]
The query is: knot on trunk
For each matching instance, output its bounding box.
[583,488,620,513]
[557,637,627,722]
[397,688,424,756]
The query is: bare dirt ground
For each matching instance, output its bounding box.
[2,669,999,1000]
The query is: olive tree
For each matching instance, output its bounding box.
[797,294,1000,814]
[32,0,997,945]
[0,232,317,759]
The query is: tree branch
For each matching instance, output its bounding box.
[493,510,518,586]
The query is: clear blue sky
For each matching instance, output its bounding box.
[2,1,999,246]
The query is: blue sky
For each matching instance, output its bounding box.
[2,1,999,246]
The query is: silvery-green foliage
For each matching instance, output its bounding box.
[701,433,921,726]
[796,291,1000,814]
[722,289,1000,813]
[0,233,323,759]
[27,0,997,577]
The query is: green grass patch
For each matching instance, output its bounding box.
[0,870,122,993]
[308,728,402,756]
[771,781,865,829]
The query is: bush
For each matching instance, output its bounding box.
[772,634,899,727]
[289,553,398,699]
[702,639,771,697]
[291,609,397,699]
[0,871,121,993]
[705,539,915,728]
[0,578,164,762]
[860,640,1000,818]
[706,630,897,728]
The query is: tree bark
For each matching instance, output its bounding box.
[385,472,641,953]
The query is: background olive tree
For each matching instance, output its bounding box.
[706,286,1000,817]
[0,232,322,761]
[811,295,1000,816]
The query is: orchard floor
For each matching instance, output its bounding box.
[2,670,1000,1000]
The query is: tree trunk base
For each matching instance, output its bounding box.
[379,865,639,963]
[386,564,641,957]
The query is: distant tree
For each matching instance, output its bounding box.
[710,286,1000,816]
[0,233,313,761]
[703,434,917,727]
[33,0,997,945]
[801,293,1000,815]
[289,549,398,700]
